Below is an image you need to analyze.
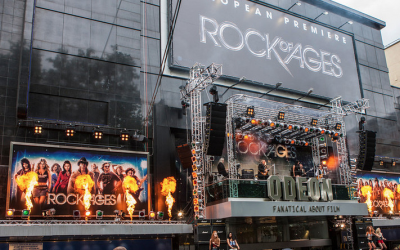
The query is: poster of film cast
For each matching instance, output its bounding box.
[8,142,148,217]
[357,171,400,214]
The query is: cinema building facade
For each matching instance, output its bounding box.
[0,0,399,249]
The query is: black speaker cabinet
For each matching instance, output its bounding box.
[177,144,192,169]
[357,131,376,171]
[204,103,227,156]
[195,225,212,242]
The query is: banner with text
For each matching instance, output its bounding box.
[171,0,360,101]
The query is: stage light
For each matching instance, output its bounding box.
[6,209,14,219]
[246,106,255,117]
[304,127,309,132]
[251,119,257,125]
[293,126,299,131]
[193,179,198,186]
[335,123,342,130]
[34,124,42,134]
[194,198,199,205]
[304,142,309,146]
[309,128,315,133]
[320,129,325,134]
[282,123,288,129]
[311,119,318,126]
[194,206,199,212]
[192,164,198,171]
[284,139,291,144]
[380,159,384,166]
[322,160,327,165]
[334,132,339,137]
[149,211,156,220]
[95,210,103,219]
[244,135,249,140]
[178,211,183,218]
[65,126,75,137]
[193,189,198,196]
[270,122,275,128]
[21,209,30,219]
[85,210,91,217]
[139,209,145,220]
[392,160,396,167]
[340,223,345,228]
[120,130,129,141]
[157,211,164,220]
[192,172,197,178]
[291,139,296,145]
[93,129,103,139]
[278,111,285,120]
[320,137,325,142]
[325,130,331,135]
[73,210,81,219]
[42,208,56,218]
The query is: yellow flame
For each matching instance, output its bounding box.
[123,176,139,220]
[166,192,175,219]
[161,177,176,219]
[75,175,94,211]
[383,188,394,212]
[361,185,372,213]
[397,185,400,194]
[16,172,38,212]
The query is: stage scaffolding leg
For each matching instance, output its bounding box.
[226,101,238,198]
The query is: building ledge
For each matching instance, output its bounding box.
[206,198,368,219]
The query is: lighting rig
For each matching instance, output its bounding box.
[17,120,147,143]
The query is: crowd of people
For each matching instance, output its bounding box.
[14,157,147,206]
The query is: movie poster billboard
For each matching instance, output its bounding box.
[357,171,400,214]
[7,142,149,217]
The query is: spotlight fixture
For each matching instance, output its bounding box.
[335,123,342,130]
[311,119,318,126]
[193,198,199,205]
[42,208,56,218]
[178,211,183,218]
[34,124,43,135]
[193,189,198,196]
[85,210,91,217]
[192,172,198,179]
[21,209,30,219]
[338,20,353,29]
[6,209,15,219]
[380,159,384,166]
[73,210,81,219]
[139,209,146,220]
[96,210,104,219]
[246,106,255,117]
[120,129,129,141]
[157,211,164,220]
[287,1,301,11]
[278,111,285,120]
[209,85,219,102]
[314,11,328,20]
[149,211,156,220]
[65,125,75,137]
[93,128,103,139]
[392,160,396,167]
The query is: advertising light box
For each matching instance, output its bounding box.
[7,142,149,217]
[171,0,361,101]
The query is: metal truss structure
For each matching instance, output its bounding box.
[180,63,222,219]
[0,220,186,225]
[330,97,369,187]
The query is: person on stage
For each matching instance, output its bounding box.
[227,232,240,249]
[217,158,229,178]
[375,228,387,249]
[209,231,220,250]
[258,159,269,180]
[315,164,326,179]
[366,226,377,250]
[292,161,305,177]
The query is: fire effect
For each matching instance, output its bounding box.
[383,188,394,213]
[15,172,38,212]
[161,177,176,219]
[122,176,139,220]
[361,185,372,213]
[75,175,94,211]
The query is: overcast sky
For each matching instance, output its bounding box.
[332,0,400,46]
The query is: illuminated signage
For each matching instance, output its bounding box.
[171,0,361,101]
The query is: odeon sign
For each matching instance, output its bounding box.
[266,175,333,202]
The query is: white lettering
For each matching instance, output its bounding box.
[255,8,261,16]
[284,17,289,24]
[234,0,239,8]
[303,23,307,31]
[245,4,249,12]
[294,20,299,28]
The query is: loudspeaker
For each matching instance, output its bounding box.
[204,103,227,156]
[357,131,376,171]
[195,225,212,242]
[241,169,254,179]
[213,225,226,240]
[177,144,192,169]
